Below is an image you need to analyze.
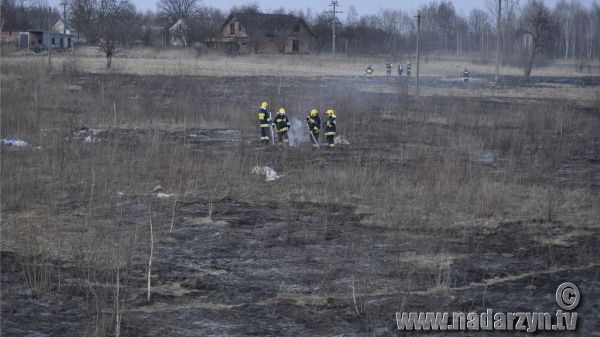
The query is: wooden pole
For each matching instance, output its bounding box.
[495,0,501,82]
[329,0,342,56]
[416,14,421,97]
[332,0,336,56]
[48,7,52,70]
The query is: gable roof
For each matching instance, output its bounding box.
[169,18,187,32]
[222,13,315,37]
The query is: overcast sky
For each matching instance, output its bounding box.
[49,0,598,17]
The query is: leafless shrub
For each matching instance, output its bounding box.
[16,225,50,299]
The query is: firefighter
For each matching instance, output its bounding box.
[406,61,412,77]
[305,108,321,146]
[462,68,470,85]
[325,109,337,148]
[365,65,374,81]
[386,60,392,77]
[273,107,290,145]
[397,63,403,77]
[257,101,272,144]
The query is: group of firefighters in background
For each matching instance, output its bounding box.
[258,102,337,148]
[367,61,470,84]
[366,61,412,80]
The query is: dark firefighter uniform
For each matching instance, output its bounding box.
[306,109,321,145]
[386,61,392,76]
[397,64,403,77]
[273,108,290,144]
[365,65,374,80]
[406,62,412,77]
[462,68,470,83]
[258,102,272,143]
[325,109,336,148]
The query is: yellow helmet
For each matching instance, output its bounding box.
[310,109,318,116]
[326,109,335,117]
[261,102,268,109]
[278,108,286,114]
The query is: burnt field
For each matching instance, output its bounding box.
[1,58,600,336]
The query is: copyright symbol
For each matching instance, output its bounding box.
[556,282,580,310]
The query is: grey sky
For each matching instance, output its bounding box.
[50,0,597,17]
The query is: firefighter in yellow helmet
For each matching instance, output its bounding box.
[325,109,336,148]
[273,107,290,145]
[257,101,272,144]
[305,108,321,146]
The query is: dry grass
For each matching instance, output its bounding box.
[3,49,598,78]
[1,52,599,335]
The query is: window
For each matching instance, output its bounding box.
[51,37,55,46]
[229,23,235,35]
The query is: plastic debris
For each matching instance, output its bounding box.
[72,127,107,142]
[251,166,281,181]
[152,185,163,193]
[480,150,497,167]
[156,193,175,199]
[334,136,350,145]
[1,137,29,147]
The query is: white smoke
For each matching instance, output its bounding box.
[288,117,310,147]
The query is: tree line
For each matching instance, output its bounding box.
[2,0,600,65]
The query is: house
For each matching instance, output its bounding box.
[169,19,188,47]
[210,13,316,54]
[0,31,20,45]
[52,20,68,34]
[19,30,76,51]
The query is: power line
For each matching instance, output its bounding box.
[327,0,342,56]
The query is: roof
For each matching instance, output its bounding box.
[222,13,315,37]
[169,19,187,32]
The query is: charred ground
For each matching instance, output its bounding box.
[1,58,600,336]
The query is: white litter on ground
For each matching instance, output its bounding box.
[251,166,282,181]
[72,127,107,142]
[1,138,29,147]
[156,193,175,199]
[334,136,350,145]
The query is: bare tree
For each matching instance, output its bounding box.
[436,1,457,54]
[96,0,137,68]
[71,0,98,43]
[519,0,559,82]
[156,0,197,24]
[469,8,492,59]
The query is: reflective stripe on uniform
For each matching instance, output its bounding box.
[260,124,269,128]
[277,128,289,132]
[325,132,336,136]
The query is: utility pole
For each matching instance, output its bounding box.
[48,7,52,71]
[328,0,342,56]
[415,14,421,97]
[495,0,501,82]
